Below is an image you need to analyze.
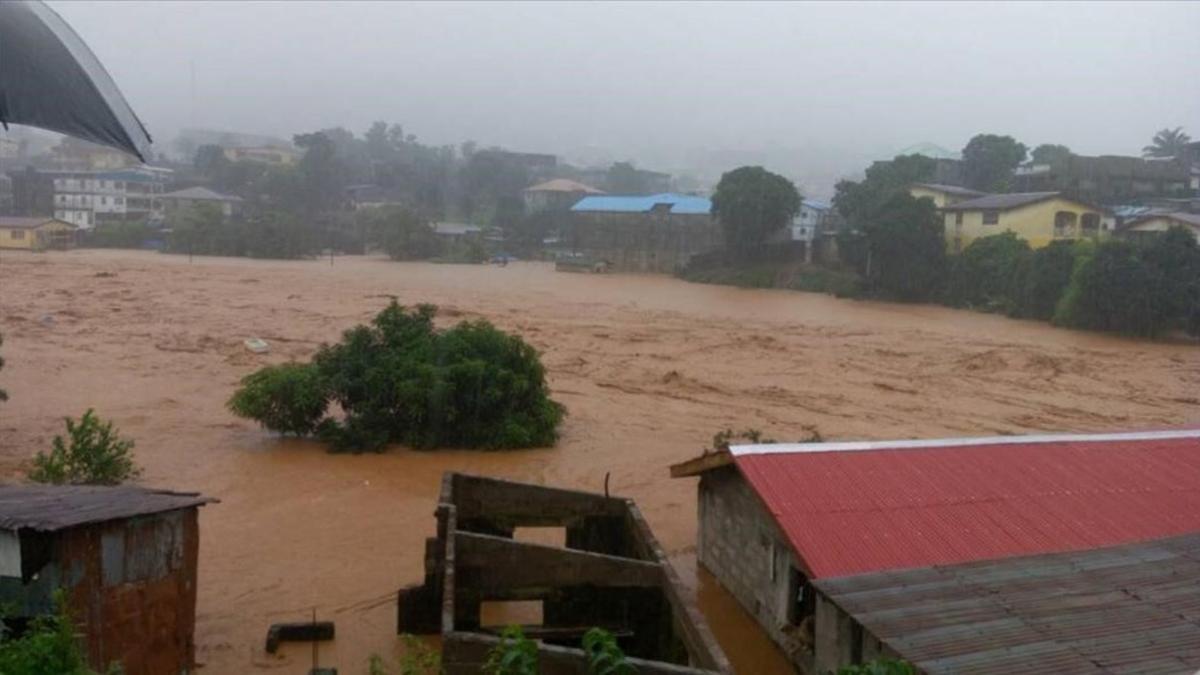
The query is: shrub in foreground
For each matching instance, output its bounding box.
[1012,240,1079,321]
[1054,240,1164,336]
[0,591,115,674]
[29,410,141,486]
[229,302,564,452]
[945,232,1030,313]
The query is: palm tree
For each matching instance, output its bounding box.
[1142,127,1192,158]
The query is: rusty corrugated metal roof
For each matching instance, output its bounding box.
[0,484,215,532]
[731,430,1200,579]
[816,532,1200,674]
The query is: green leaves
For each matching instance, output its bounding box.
[582,628,636,675]
[712,166,802,255]
[838,658,916,675]
[29,410,141,486]
[229,301,563,452]
[483,626,538,675]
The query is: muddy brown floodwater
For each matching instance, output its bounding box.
[1,249,1197,674]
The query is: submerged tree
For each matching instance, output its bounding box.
[29,410,141,486]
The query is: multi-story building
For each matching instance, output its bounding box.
[51,167,170,229]
[222,146,300,166]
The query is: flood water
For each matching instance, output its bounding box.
[1,249,1197,673]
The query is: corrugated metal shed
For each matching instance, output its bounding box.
[571,193,712,215]
[730,430,1200,579]
[816,532,1200,674]
[0,485,215,532]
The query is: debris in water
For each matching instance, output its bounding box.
[243,338,269,354]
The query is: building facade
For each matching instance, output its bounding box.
[50,168,170,229]
[0,485,214,675]
[940,192,1111,251]
[1118,211,1200,243]
[522,179,604,213]
[568,193,721,273]
[1013,154,1192,203]
[0,216,77,250]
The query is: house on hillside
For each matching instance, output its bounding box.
[908,183,987,208]
[568,193,720,273]
[1118,211,1200,243]
[1013,154,1192,202]
[671,429,1200,674]
[0,485,215,675]
[222,146,299,166]
[766,199,836,263]
[0,216,77,250]
[940,191,1112,252]
[522,178,604,213]
[160,186,243,218]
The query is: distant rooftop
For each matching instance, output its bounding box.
[161,186,243,202]
[942,191,1068,212]
[0,216,74,230]
[523,179,604,194]
[912,182,987,198]
[0,485,215,532]
[571,193,712,215]
[894,142,961,161]
[802,198,831,211]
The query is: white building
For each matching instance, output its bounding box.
[788,199,832,244]
[51,167,171,229]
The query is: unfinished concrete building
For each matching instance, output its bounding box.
[672,429,1200,674]
[398,473,731,674]
[566,194,721,274]
[0,485,215,675]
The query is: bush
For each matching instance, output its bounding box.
[29,410,141,485]
[1054,240,1163,336]
[946,232,1030,312]
[1140,225,1200,336]
[1012,240,1078,320]
[84,221,157,249]
[838,659,916,675]
[230,302,564,452]
[483,626,538,675]
[367,634,440,675]
[582,628,635,675]
[228,363,329,436]
[0,591,111,675]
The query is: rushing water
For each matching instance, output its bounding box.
[1,250,1196,673]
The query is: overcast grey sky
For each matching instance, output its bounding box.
[49,1,1200,190]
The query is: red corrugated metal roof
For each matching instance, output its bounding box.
[730,431,1200,579]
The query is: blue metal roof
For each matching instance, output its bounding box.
[571,193,712,215]
[802,198,831,211]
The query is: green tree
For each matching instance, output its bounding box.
[1142,127,1191,158]
[1030,143,1072,164]
[193,144,230,176]
[833,154,936,230]
[854,193,946,301]
[364,206,443,260]
[29,410,141,486]
[1141,225,1200,336]
[604,161,650,194]
[582,628,635,675]
[1013,240,1079,321]
[711,166,801,256]
[946,232,1031,312]
[228,364,329,436]
[838,659,916,675]
[294,131,345,212]
[1055,240,1163,336]
[962,134,1027,191]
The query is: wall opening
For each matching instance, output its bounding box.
[480,600,544,628]
[513,527,566,548]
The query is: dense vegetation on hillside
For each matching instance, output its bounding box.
[229,302,564,452]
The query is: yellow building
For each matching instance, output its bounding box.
[940,192,1110,252]
[1118,212,1200,243]
[0,217,78,251]
[909,183,986,208]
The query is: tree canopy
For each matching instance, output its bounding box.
[1030,143,1072,164]
[1142,127,1191,158]
[962,134,1027,191]
[854,192,946,301]
[605,162,651,194]
[833,154,936,230]
[711,166,801,254]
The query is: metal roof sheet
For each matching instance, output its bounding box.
[523,179,604,194]
[160,186,242,202]
[571,193,712,215]
[0,485,215,532]
[730,430,1200,579]
[940,192,1061,211]
[816,532,1200,674]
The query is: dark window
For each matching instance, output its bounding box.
[11,230,25,240]
[982,210,1000,225]
[955,212,963,225]
[787,566,816,626]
